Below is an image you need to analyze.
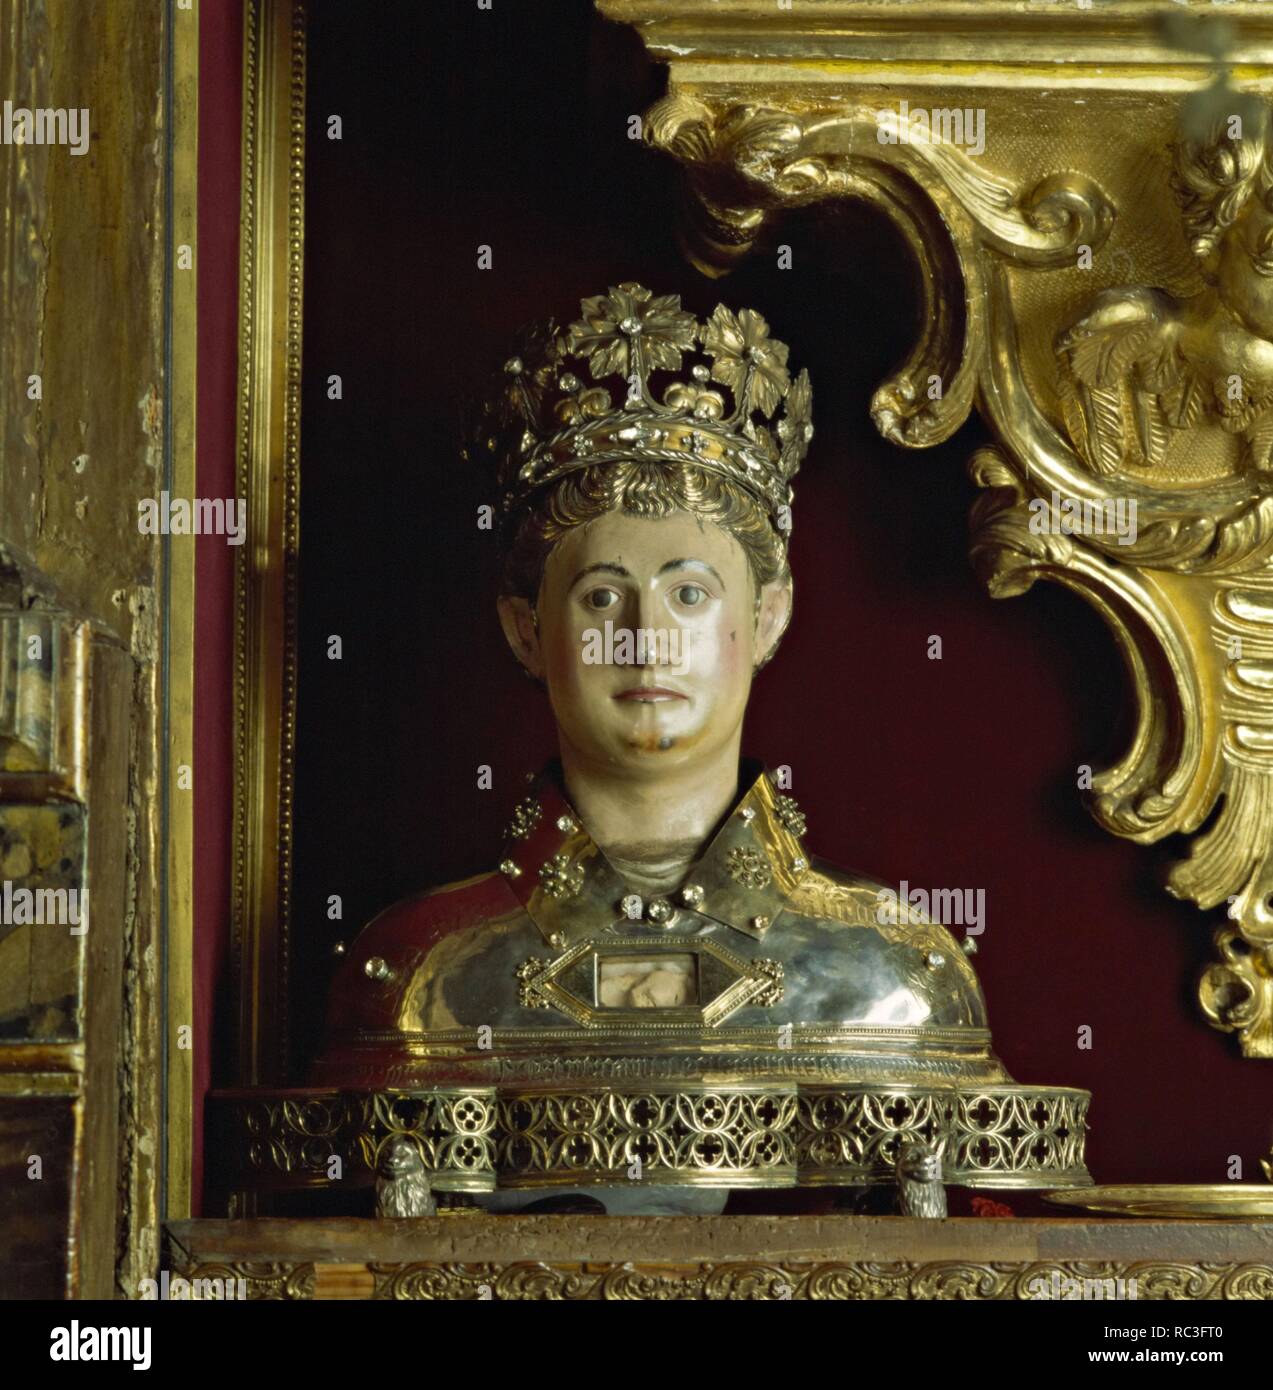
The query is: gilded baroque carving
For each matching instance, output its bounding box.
[623,37,1273,1057]
[173,1256,1273,1301]
[174,1261,316,1301]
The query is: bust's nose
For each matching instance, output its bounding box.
[633,585,660,655]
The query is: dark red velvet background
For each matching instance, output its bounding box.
[197,0,1271,1213]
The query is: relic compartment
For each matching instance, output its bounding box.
[593,949,701,1009]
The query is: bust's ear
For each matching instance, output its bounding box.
[754,573,793,669]
[497,594,544,679]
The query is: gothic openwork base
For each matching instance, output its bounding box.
[212,1082,1089,1201]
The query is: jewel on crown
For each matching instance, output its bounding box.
[464,282,814,534]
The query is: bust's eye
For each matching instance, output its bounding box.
[674,584,708,607]
[585,588,620,611]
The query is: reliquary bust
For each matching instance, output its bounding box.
[314,283,1090,1213]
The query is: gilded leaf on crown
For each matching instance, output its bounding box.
[461,281,815,536]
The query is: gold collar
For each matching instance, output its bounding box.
[497,761,810,949]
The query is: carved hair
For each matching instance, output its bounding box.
[500,460,791,665]
[1173,111,1273,270]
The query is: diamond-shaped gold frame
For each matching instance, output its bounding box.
[518,935,783,1029]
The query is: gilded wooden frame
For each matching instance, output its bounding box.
[166,0,200,1224]
[225,6,1273,1178]
[231,0,306,1089]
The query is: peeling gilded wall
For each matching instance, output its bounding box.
[0,0,165,1298]
[0,0,165,650]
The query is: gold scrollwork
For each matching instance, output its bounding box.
[612,7,1273,1056]
[171,1260,316,1301]
[172,1256,1273,1301]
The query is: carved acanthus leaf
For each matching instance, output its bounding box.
[635,56,1273,1056]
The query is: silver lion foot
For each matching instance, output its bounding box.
[895,1139,947,1219]
[375,1137,436,1218]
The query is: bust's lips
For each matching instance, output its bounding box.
[612,686,687,702]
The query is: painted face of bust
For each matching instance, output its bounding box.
[498,508,791,780]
